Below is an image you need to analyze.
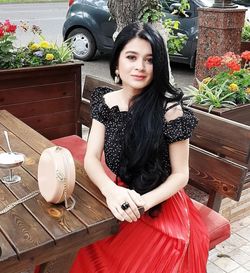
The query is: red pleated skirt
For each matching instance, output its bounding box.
[69,189,209,273]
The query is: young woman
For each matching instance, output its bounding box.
[70,22,209,273]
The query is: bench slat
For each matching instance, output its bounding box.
[189,145,248,201]
[191,108,250,167]
[83,75,119,101]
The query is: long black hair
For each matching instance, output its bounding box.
[110,23,183,215]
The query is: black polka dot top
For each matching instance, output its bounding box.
[91,87,198,178]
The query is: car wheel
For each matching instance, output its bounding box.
[68,28,96,61]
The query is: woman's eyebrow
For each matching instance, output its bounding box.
[125,50,152,56]
[125,50,138,54]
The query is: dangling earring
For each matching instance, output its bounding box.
[114,70,120,84]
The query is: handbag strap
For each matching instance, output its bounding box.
[0,187,76,215]
[0,190,40,215]
[56,147,76,211]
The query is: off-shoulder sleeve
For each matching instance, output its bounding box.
[163,108,198,144]
[90,87,112,124]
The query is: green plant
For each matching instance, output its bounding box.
[140,3,188,54]
[163,18,188,54]
[171,0,191,17]
[185,51,250,111]
[242,20,250,42]
[0,20,73,70]
[185,79,238,112]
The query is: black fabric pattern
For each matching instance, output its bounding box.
[90,87,198,178]
[163,108,198,144]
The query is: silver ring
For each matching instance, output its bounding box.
[121,202,130,210]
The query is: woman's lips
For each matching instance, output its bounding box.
[132,75,146,80]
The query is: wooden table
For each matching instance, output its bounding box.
[0,110,118,273]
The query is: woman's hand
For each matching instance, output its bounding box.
[103,184,145,223]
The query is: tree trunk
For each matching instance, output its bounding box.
[107,0,158,39]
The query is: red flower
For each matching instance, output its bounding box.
[226,61,241,71]
[222,51,240,66]
[205,56,222,69]
[0,28,4,38]
[3,19,16,33]
[241,51,250,61]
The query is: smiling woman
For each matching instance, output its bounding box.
[68,22,210,273]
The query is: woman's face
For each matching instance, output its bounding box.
[117,37,153,94]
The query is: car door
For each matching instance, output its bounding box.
[94,0,116,41]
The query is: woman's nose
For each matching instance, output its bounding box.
[135,59,145,71]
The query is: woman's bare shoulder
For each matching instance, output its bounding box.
[164,102,183,122]
[103,89,124,109]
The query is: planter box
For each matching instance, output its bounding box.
[190,103,250,126]
[0,62,82,140]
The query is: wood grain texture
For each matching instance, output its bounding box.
[0,62,82,140]
[189,145,247,201]
[0,184,54,256]
[191,108,250,166]
[82,74,120,101]
[0,226,18,262]
[190,103,250,125]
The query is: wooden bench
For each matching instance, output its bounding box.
[189,109,250,212]
[51,75,250,250]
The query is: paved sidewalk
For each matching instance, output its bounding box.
[207,215,250,273]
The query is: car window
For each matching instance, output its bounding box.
[84,0,108,10]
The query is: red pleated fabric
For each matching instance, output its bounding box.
[69,189,209,273]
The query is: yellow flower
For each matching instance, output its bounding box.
[246,87,250,94]
[228,83,239,92]
[29,43,39,51]
[45,53,54,61]
[39,40,51,49]
[202,77,211,84]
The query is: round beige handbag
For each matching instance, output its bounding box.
[38,146,76,210]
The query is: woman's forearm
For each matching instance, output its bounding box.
[84,155,117,196]
[142,173,189,211]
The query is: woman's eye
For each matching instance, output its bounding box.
[146,58,153,64]
[127,55,136,61]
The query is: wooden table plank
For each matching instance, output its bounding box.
[75,162,107,204]
[0,184,54,256]
[0,231,17,262]
[72,184,118,233]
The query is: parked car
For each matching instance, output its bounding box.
[63,0,249,68]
